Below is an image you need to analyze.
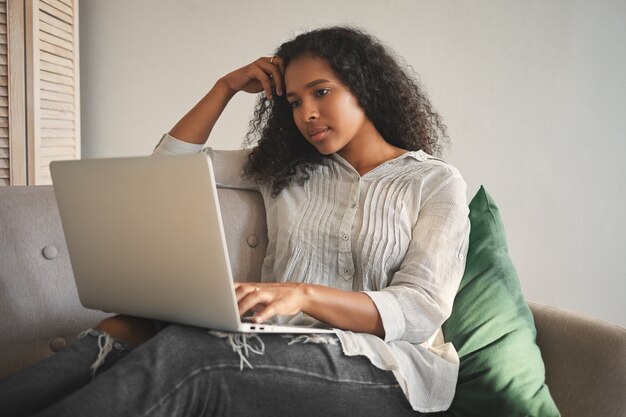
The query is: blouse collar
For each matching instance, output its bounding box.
[329,150,432,178]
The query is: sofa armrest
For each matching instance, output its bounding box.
[529,301,626,417]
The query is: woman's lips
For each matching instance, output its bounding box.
[309,128,330,142]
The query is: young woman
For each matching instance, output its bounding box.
[0,26,469,416]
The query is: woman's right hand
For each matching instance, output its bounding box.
[219,56,285,100]
[167,56,285,145]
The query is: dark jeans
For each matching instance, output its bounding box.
[0,325,425,417]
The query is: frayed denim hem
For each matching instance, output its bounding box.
[283,334,339,346]
[78,329,132,377]
[208,331,265,370]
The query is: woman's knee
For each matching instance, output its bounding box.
[145,325,223,358]
[94,315,158,347]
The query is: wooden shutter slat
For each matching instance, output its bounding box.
[41,146,74,157]
[56,0,73,10]
[41,118,74,129]
[41,128,74,138]
[41,137,73,146]
[40,30,72,51]
[41,60,73,77]
[39,10,72,34]
[41,108,73,120]
[40,1,72,25]
[40,50,73,68]
[0,158,8,168]
[41,0,73,18]
[40,69,73,86]
[41,89,73,103]
[39,20,72,43]
[41,79,73,94]
[40,39,73,59]
[41,99,73,111]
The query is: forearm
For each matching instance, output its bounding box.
[303,284,385,338]
[236,281,385,338]
[168,79,236,144]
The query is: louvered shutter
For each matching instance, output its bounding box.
[26,0,79,184]
[0,1,8,185]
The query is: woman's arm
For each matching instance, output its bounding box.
[168,80,236,144]
[236,282,385,338]
[168,57,285,145]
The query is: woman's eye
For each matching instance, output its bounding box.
[289,100,300,108]
[315,89,330,97]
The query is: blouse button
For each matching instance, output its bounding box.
[341,234,349,241]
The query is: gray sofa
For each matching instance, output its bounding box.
[1,185,625,416]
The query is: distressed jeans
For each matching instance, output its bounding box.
[0,325,425,417]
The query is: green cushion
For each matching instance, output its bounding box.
[440,186,560,416]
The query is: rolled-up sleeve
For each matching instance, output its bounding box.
[153,133,204,155]
[365,169,470,343]
[153,133,259,191]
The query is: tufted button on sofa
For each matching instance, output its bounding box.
[49,337,67,352]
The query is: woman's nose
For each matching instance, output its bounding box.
[301,102,319,122]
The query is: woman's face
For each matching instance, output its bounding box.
[283,55,372,155]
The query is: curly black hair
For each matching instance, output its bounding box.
[242,26,448,197]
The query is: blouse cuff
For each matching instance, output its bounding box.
[153,133,204,155]
[363,290,406,342]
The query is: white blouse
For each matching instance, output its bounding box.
[154,133,470,412]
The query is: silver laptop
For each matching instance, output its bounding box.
[50,153,333,334]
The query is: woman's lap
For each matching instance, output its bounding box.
[26,325,422,417]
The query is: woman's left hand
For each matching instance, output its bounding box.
[234,282,308,323]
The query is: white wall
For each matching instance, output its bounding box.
[79,0,626,327]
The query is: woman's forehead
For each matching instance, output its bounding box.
[284,55,337,91]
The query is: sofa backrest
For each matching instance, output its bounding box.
[0,185,268,379]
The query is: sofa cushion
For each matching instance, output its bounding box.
[439,186,560,416]
[0,186,111,379]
